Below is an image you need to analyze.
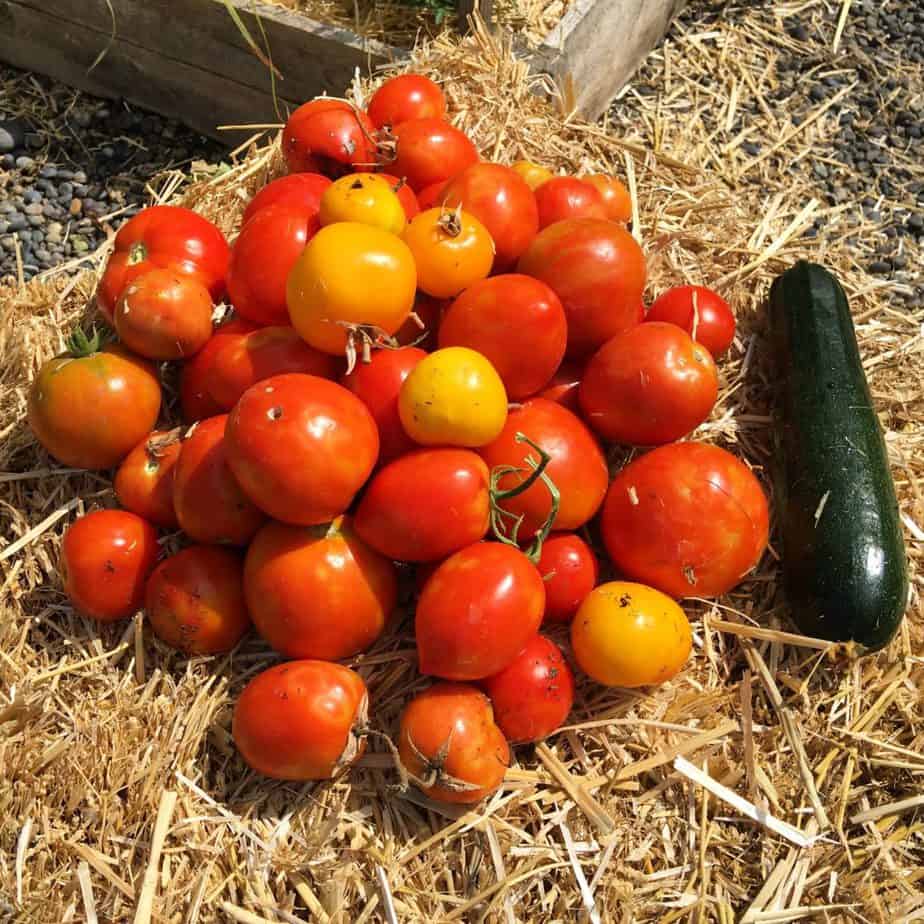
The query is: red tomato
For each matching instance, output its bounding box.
[207,326,338,410]
[233,660,368,780]
[145,545,250,654]
[517,218,646,359]
[340,346,426,463]
[354,449,490,561]
[283,99,377,177]
[482,635,574,743]
[534,177,607,229]
[244,517,395,660]
[601,442,769,598]
[395,293,445,349]
[97,206,229,322]
[416,543,545,680]
[536,360,583,413]
[398,682,509,804]
[580,323,719,445]
[537,532,599,623]
[646,285,736,358]
[225,373,379,525]
[581,174,632,223]
[368,74,446,128]
[173,415,266,546]
[61,510,159,623]
[441,164,539,270]
[241,173,331,225]
[379,173,421,221]
[415,181,446,211]
[480,399,608,537]
[113,430,181,529]
[389,119,479,192]
[227,205,320,326]
[438,275,566,399]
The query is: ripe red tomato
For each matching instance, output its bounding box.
[440,164,539,270]
[227,205,320,326]
[233,660,368,780]
[417,543,545,680]
[354,449,490,561]
[283,99,377,177]
[173,415,266,546]
[482,635,574,743]
[536,359,583,413]
[601,442,769,598]
[145,545,250,654]
[113,268,213,360]
[242,173,331,225]
[340,346,426,463]
[580,322,719,445]
[368,74,446,128]
[225,374,379,525]
[517,218,646,359]
[537,532,599,623]
[398,683,508,804]
[438,274,566,399]
[61,509,159,622]
[480,399,608,537]
[378,173,421,221]
[389,119,479,192]
[29,337,161,470]
[534,177,607,229]
[395,293,444,348]
[646,285,736,358]
[415,181,446,211]
[114,430,181,529]
[97,205,229,322]
[581,174,632,223]
[207,326,338,410]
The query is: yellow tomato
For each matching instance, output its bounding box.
[287,222,417,356]
[399,347,507,447]
[402,207,494,299]
[319,173,407,235]
[571,581,692,687]
[511,160,554,191]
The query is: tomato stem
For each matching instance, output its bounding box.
[66,326,103,358]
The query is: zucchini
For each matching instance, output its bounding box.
[768,261,908,650]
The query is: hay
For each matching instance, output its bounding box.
[2,19,923,924]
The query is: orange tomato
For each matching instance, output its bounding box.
[511,160,554,191]
[582,174,632,223]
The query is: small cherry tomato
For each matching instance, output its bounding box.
[601,443,769,598]
[61,509,159,622]
[536,359,583,413]
[145,545,250,654]
[581,174,632,223]
[173,415,266,546]
[572,581,691,687]
[390,118,479,192]
[319,173,407,235]
[415,181,447,211]
[511,160,554,191]
[233,660,368,780]
[379,173,420,221]
[242,173,331,225]
[368,74,446,128]
[114,430,181,529]
[537,532,599,623]
[482,635,574,743]
[399,347,507,448]
[646,285,736,358]
[395,293,445,349]
[417,542,545,680]
[580,322,719,445]
[226,373,379,525]
[244,516,395,660]
[398,682,509,804]
[283,99,377,176]
[438,274,566,399]
[534,177,607,228]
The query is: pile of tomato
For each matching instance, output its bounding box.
[31,74,770,803]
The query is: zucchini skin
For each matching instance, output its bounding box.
[768,261,908,650]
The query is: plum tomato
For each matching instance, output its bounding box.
[646,284,736,358]
[572,581,691,687]
[399,347,507,448]
[415,180,446,211]
[438,274,566,399]
[225,373,379,525]
[368,74,446,128]
[378,173,420,221]
[537,532,599,623]
[241,173,331,225]
[389,118,479,192]
[536,359,583,413]
[416,542,545,680]
[287,222,416,356]
[579,322,718,446]
[340,346,426,463]
[510,160,554,191]
[234,660,368,780]
[282,99,377,176]
[173,415,266,546]
[319,173,407,235]
[244,517,395,660]
[398,682,509,804]
[581,174,632,223]
[534,177,607,228]
[482,635,574,743]
[395,292,445,349]
[114,430,181,529]
[61,509,159,622]
[517,218,646,359]
[601,442,769,598]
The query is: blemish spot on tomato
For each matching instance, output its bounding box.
[267,406,283,421]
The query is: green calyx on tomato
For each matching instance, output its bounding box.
[127,241,147,265]
[65,327,105,358]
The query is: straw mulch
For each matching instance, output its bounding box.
[1,22,923,924]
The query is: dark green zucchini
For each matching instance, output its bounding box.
[768,261,908,650]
